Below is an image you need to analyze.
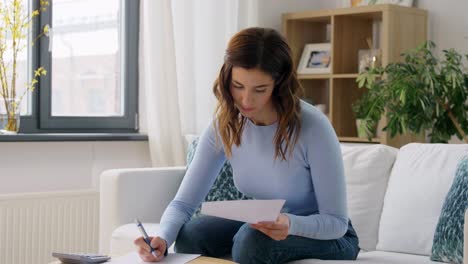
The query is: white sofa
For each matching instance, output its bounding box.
[99,143,468,263]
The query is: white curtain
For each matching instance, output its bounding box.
[140,0,258,167]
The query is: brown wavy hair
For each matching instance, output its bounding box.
[213,27,303,161]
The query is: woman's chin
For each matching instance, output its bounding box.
[240,111,255,119]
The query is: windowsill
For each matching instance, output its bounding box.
[0,133,148,142]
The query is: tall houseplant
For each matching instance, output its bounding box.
[353,42,468,143]
[0,0,48,134]
[351,91,379,139]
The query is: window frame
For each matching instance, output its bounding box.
[19,0,140,133]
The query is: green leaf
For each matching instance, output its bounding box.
[357,75,366,88]
[419,98,426,111]
[400,89,406,104]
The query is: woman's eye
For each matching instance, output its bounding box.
[256,90,266,93]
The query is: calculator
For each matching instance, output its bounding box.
[52,252,111,263]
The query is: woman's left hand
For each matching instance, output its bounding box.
[250,213,290,241]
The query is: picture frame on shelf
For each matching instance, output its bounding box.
[297,43,331,74]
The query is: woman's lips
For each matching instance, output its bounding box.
[240,106,255,112]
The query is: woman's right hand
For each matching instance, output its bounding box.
[134,236,167,262]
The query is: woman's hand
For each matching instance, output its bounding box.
[250,213,290,241]
[134,236,167,262]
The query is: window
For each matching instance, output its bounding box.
[19,0,139,133]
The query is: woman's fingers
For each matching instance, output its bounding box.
[134,236,168,262]
[252,222,287,230]
[251,225,288,240]
[151,237,166,251]
[137,247,157,262]
[150,237,167,257]
[137,247,147,256]
[138,247,157,261]
[134,236,151,252]
[154,252,166,262]
[134,236,160,262]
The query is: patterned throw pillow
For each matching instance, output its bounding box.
[431,155,468,264]
[186,138,251,216]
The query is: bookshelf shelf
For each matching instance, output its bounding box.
[283,4,427,147]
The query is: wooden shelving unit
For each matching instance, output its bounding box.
[283,4,428,147]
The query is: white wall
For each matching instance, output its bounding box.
[0,141,151,194]
[256,0,333,31]
[416,0,468,59]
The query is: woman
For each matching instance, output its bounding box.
[135,27,360,263]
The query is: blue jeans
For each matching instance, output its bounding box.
[175,215,360,264]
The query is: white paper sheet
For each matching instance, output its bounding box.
[109,252,200,264]
[200,199,286,223]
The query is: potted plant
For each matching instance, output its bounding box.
[0,0,48,134]
[352,41,468,143]
[351,91,379,140]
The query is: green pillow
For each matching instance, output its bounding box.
[430,155,468,264]
[186,138,251,216]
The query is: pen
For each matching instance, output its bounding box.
[135,219,158,257]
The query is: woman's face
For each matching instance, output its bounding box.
[230,66,276,124]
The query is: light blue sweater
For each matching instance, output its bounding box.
[157,101,349,247]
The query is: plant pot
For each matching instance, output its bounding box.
[356,119,376,139]
[0,98,20,134]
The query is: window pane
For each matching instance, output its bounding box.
[51,0,123,116]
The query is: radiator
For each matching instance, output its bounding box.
[0,190,99,264]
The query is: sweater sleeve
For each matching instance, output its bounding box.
[157,123,226,247]
[285,112,349,240]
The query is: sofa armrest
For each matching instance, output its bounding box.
[99,167,186,254]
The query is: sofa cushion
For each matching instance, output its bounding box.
[110,223,175,256]
[340,144,398,251]
[430,155,468,263]
[377,143,468,256]
[186,137,251,215]
[287,251,438,263]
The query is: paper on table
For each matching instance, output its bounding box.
[109,251,200,264]
[201,199,286,223]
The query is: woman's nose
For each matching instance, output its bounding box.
[241,91,254,106]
